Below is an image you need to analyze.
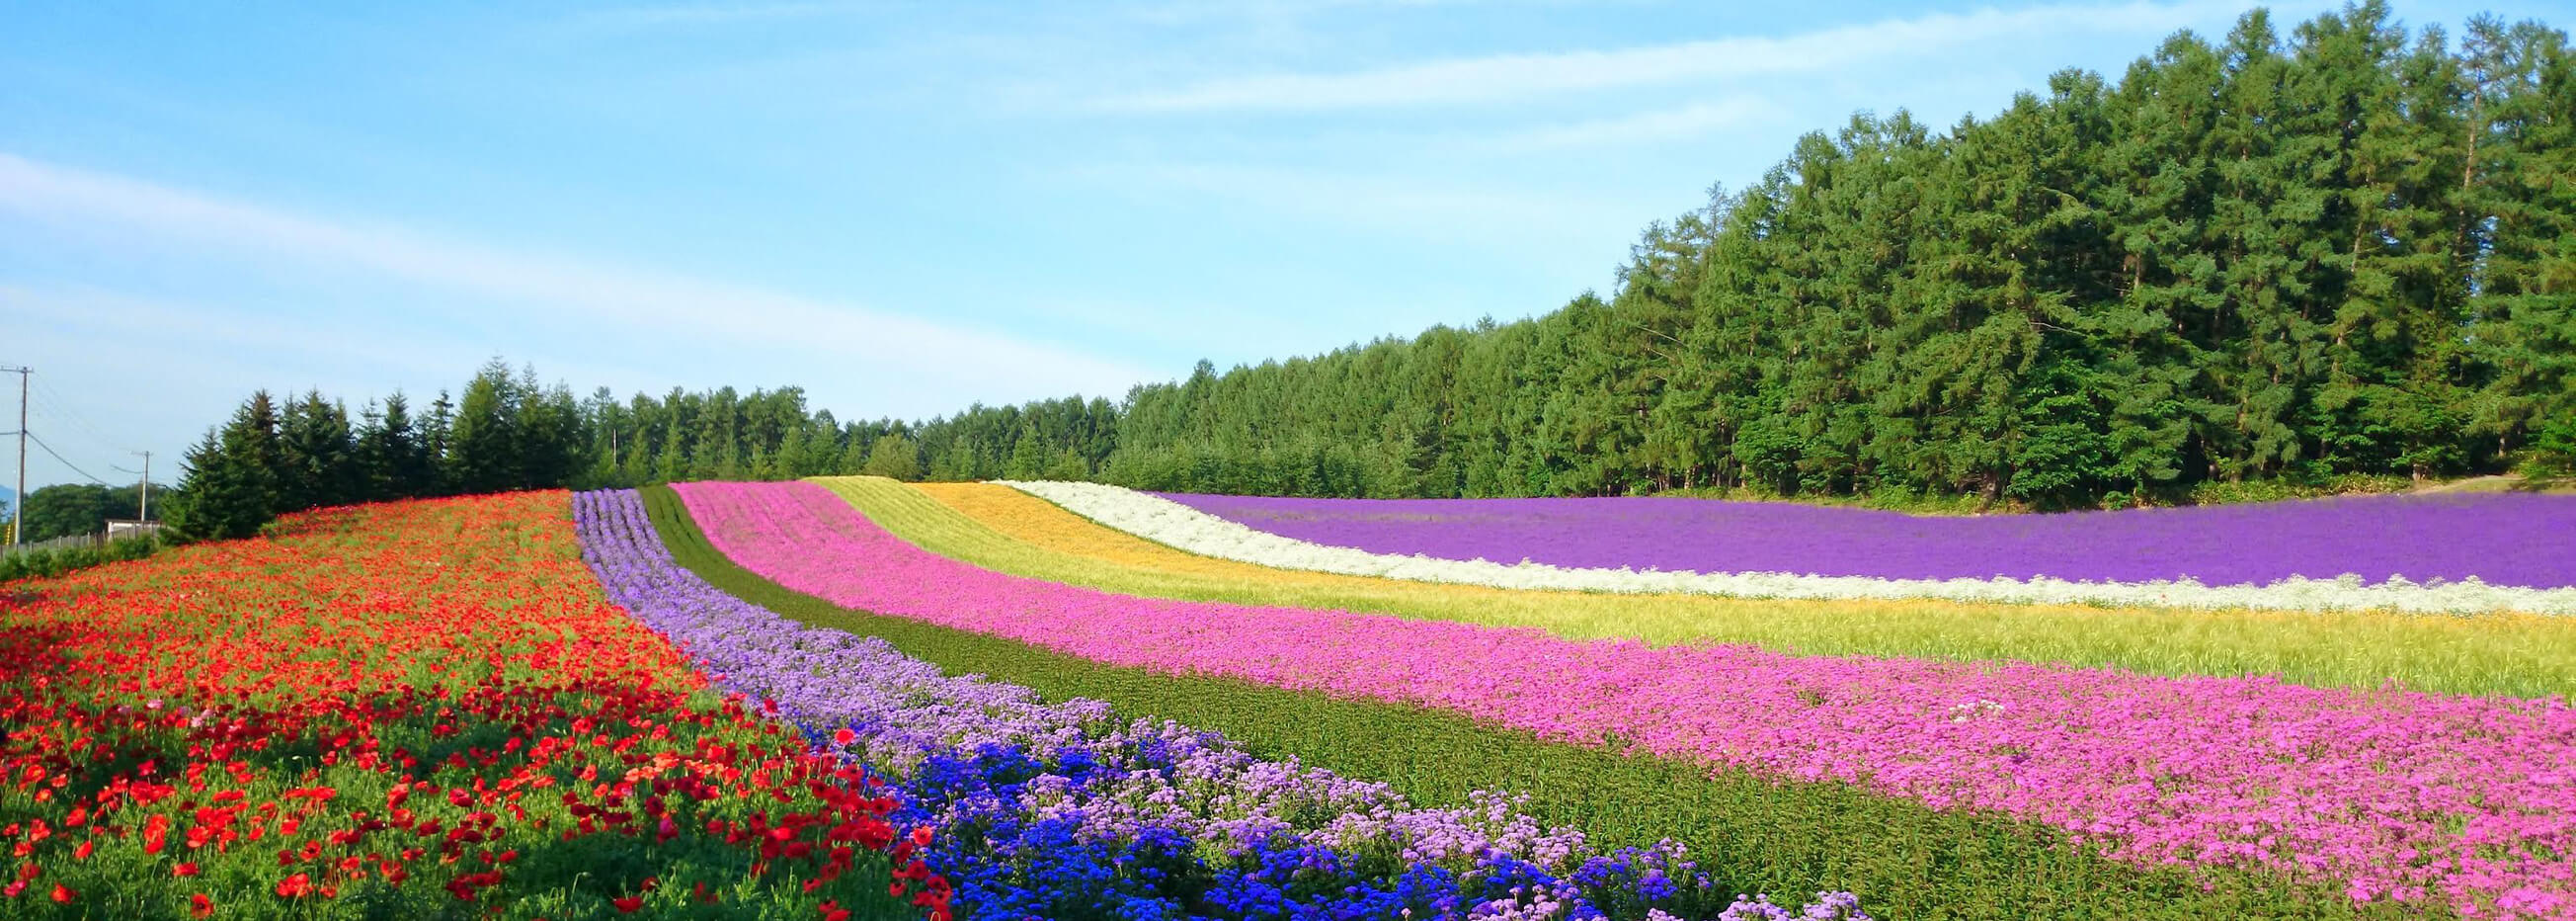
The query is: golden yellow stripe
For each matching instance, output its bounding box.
[813,475,2576,700]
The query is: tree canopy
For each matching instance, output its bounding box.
[8,482,166,543]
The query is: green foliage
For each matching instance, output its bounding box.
[355,391,440,500]
[448,360,587,494]
[859,434,923,481]
[2530,416,2576,477]
[638,485,2436,921]
[2179,473,2415,507]
[278,389,360,512]
[11,481,166,543]
[0,532,169,582]
[167,391,283,541]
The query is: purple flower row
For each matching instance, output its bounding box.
[1156,490,2576,588]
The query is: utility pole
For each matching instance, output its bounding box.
[2,366,25,546]
[135,451,151,521]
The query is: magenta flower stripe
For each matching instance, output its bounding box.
[674,479,2576,919]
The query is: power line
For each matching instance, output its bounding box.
[30,378,131,454]
[26,432,115,487]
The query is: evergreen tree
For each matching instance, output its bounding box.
[356,391,435,500]
[277,390,358,511]
[449,361,522,493]
[860,434,922,480]
[167,392,283,540]
[423,390,456,494]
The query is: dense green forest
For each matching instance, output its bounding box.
[956,3,2576,506]
[1084,3,2576,506]
[170,3,2576,530]
[6,482,165,544]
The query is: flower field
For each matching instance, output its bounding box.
[38,479,2556,918]
[1004,481,2576,614]
[577,488,1870,920]
[0,493,947,920]
[668,478,2576,919]
[841,477,2576,700]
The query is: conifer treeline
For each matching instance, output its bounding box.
[174,4,2576,530]
[166,359,1110,538]
[1085,4,2576,506]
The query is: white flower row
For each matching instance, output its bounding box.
[997,480,2576,615]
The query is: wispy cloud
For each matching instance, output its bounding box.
[0,153,1157,402]
[1486,97,1782,150]
[9,284,471,380]
[4,284,544,479]
[1091,0,2242,112]
[1117,161,1632,244]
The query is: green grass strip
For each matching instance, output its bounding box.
[639,484,2435,921]
[814,475,2576,701]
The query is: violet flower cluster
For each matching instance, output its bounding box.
[1155,489,2576,589]
[1011,480,2576,613]
[573,488,1868,921]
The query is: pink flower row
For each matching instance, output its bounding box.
[674,480,2576,919]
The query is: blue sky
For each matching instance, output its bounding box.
[2,0,2556,491]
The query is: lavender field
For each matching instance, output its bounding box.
[1160,491,2576,588]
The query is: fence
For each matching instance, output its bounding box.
[1,523,163,558]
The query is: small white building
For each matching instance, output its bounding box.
[104,519,164,540]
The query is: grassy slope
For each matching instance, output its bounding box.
[639,484,2429,921]
[816,476,2576,701]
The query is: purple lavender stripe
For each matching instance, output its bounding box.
[1154,492,2576,588]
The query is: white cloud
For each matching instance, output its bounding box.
[1091,0,2245,112]
[1116,161,1632,244]
[7,284,467,379]
[1486,97,1782,150]
[0,153,1157,404]
[3,284,517,490]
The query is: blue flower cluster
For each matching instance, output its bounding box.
[833,731,1865,921]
